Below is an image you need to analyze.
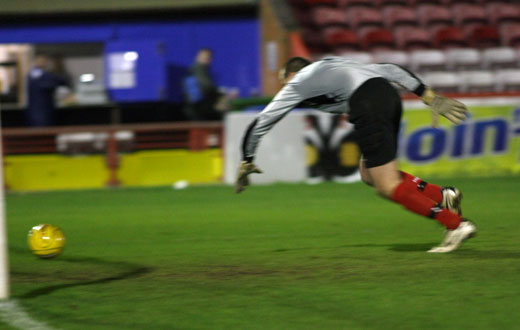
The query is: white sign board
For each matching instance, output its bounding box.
[224,112,307,185]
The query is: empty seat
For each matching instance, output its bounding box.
[373,50,410,67]
[412,0,443,5]
[292,8,314,27]
[435,27,467,48]
[311,7,348,27]
[394,27,432,50]
[466,25,500,48]
[321,26,347,35]
[375,0,410,7]
[421,71,461,93]
[357,26,383,39]
[339,51,374,63]
[410,49,447,71]
[459,71,496,93]
[338,0,374,8]
[325,29,360,51]
[481,47,518,69]
[346,7,384,29]
[487,3,520,25]
[483,0,519,3]
[501,23,520,48]
[383,6,419,28]
[495,69,520,91]
[302,28,328,52]
[447,0,480,4]
[362,29,396,50]
[453,4,488,27]
[417,4,453,28]
[304,0,338,6]
[444,48,481,69]
[287,0,305,7]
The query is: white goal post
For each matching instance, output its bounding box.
[0,102,10,299]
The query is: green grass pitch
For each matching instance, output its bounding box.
[5,176,520,329]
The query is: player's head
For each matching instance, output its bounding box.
[279,57,312,84]
[195,48,213,65]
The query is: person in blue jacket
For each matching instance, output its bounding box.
[183,49,224,121]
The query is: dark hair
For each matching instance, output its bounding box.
[280,57,312,80]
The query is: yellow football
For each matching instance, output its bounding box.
[27,224,65,258]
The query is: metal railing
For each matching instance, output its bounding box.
[2,121,224,186]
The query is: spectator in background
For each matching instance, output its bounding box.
[26,54,70,127]
[183,48,233,121]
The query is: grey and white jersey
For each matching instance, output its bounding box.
[242,57,426,161]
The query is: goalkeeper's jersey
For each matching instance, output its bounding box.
[242,56,425,161]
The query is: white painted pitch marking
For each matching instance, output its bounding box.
[0,299,56,330]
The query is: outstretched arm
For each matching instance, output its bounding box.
[371,63,468,127]
[236,84,303,193]
[241,84,303,162]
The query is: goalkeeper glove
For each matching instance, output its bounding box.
[421,87,468,127]
[235,161,262,193]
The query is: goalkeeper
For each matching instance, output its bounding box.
[236,56,476,253]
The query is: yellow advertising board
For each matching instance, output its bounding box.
[399,105,520,177]
[4,149,222,191]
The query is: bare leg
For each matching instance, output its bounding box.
[359,159,373,186]
[365,159,402,199]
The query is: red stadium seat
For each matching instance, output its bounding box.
[465,25,500,48]
[375,0,410,8]
[322,26,346,36]
[487,3,520,25]
[304,0,338,6]
[346,7,384,29]
[412,0,443,5]
[484,0,520,3]
[302,28,328,52]
[453,4,488,27]
[362,29,396,50]
[500,23,520,48]
[394,27,432,50]
[435,27,467,48]
[338,0,374,8]
[324,29,360,50]
[287,0,306,7]
[357,26,382,39]
[292,8,314,27]
[311,7,348,27]
[447,0,481,5]
[417,4,453,28]
[383,7,419,28]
